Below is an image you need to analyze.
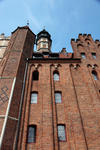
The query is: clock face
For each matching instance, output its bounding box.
[0,86,9,107]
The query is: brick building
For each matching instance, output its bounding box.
[0,26,100,150]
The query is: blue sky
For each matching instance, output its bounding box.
[0,0,100,52]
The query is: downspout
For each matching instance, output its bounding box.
[14,59,28,150]
[0,77,16,149]
[50,66,59,150]
[50,65,55,150]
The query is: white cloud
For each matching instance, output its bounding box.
[23,1,41,30]
[22,0,55,31]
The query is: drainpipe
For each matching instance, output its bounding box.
[14,59,28,150]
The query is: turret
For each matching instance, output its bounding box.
[36,29,52,53]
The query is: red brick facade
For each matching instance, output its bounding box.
[0,27,100,150]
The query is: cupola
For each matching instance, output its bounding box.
[36,29,52,53]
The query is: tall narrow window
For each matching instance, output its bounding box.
[27,125,36,143]
[32,70,39,80]
[92,53,96,59]
[31,92,38,103]
[81,53,86,59]
[92,70,98,80]
[53,71,59,81]
[55,92,62,103]
[58,125,66,141]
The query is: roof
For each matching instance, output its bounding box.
[36,29,52,43]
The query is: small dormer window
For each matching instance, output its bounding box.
[81,53,86,59]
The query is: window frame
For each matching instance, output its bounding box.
[81,52,86,59]
[92,70,98,80]
[27,125,37,143]
[91,52,96,59]
[53,71,60,81]
[32,70,39,81]
[57,124,66,142]
[30,92,38,104]
[55,91,62,103]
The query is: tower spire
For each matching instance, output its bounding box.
[27,20,29,26]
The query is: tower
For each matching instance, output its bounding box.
[36,29,52,53]
[0,26,35,150]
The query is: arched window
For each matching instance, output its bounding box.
[53,71,59,81]
[27,125,36,143]
[85,38,91,45]
[92,70,98,80]
[32,70,39,80]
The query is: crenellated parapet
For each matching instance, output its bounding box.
[71,34,100,62]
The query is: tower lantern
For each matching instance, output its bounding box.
[36,29,52,53]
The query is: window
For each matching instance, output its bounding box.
[92,70,98,80]
[27,125,36,143]
[43,43,46,48]
[55,92,62,103]
[92,53,96,59]
[58,125,66,141]
[87,42,90,45]
[53,71,59,81]
[85,39,90,45]
[81,53,86,59]
[32,70,39,80]
[31,92,38,103]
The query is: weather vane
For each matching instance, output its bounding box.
[27,20,29,26]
